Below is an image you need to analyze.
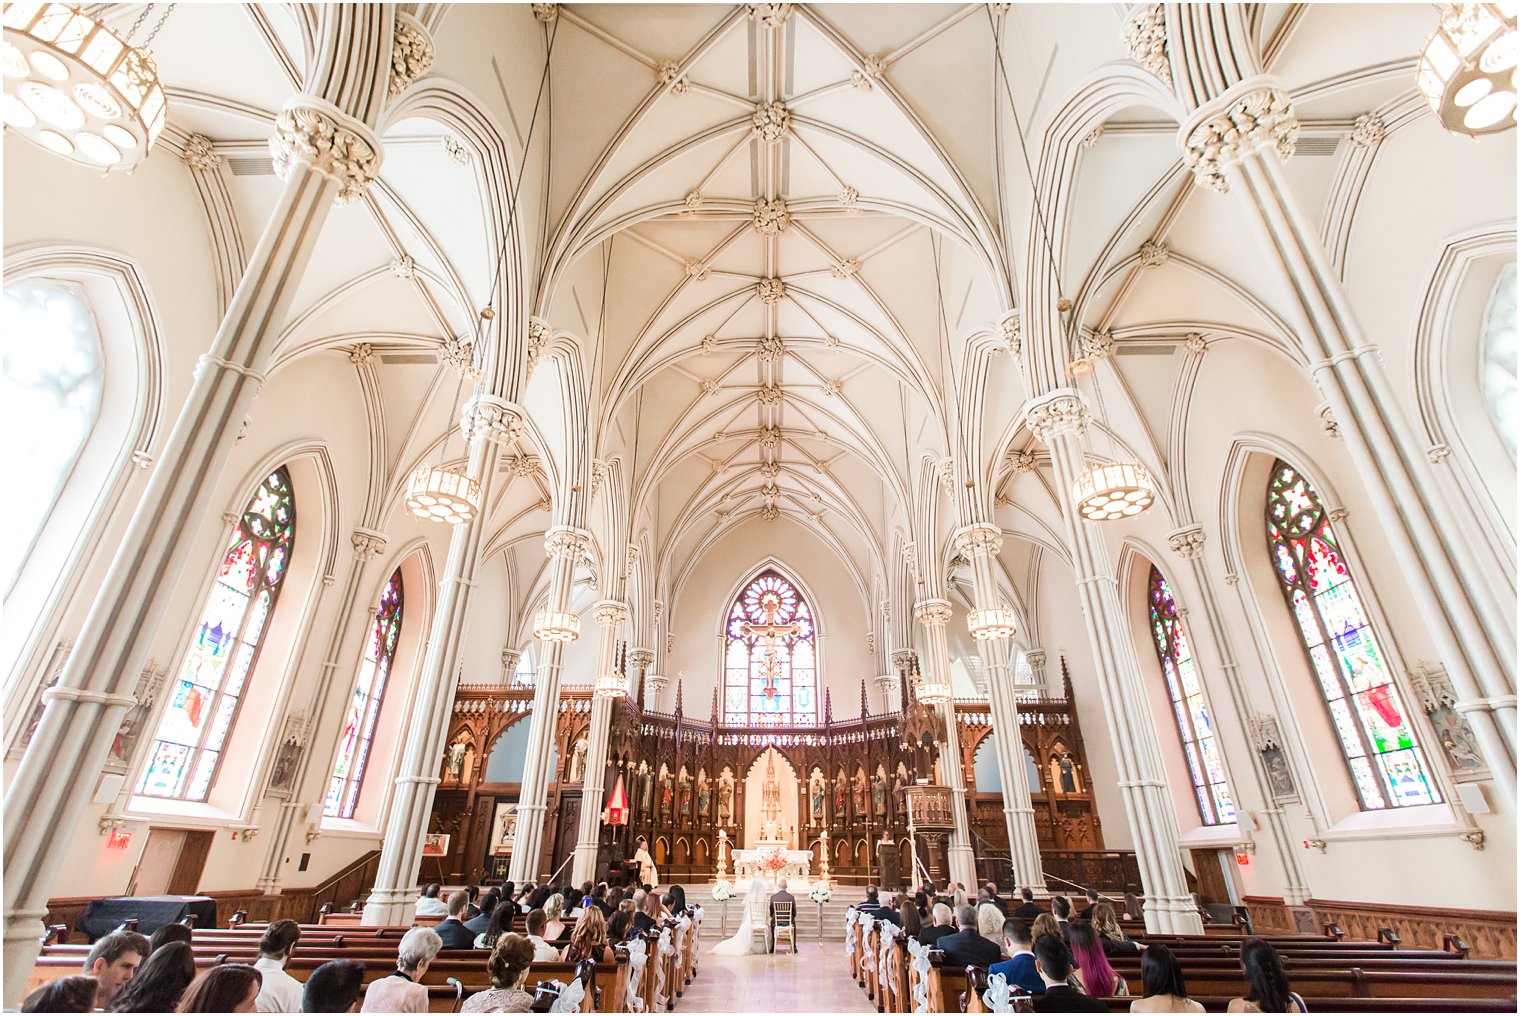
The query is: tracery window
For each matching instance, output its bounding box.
[1265,460,1439,810]
[325,568,404,817]
[138,469,296,801]
[2,279,105,589]
[1147,566,1236,825]
[1480,263,1517,454]
[723,570,817,726]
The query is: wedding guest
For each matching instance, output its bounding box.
[978,903,1005,940]
[989,918,1043,996]
[177,965,263,1014]
[1012,888,1044,921]
[435,892,476,949]
[466,890,501,940]
[1051,896,1074,937]
[917,903,954,947]
[1030,935,1108,1013]
[667,885,688,916]
[1123,889,1145,922]
[561,907,615,964]
[1077,889,1100,920]
[81,930,146,1008]
[913,891,931,923]
[21,976,97,1012]
[592,884,613,917]
[935,905,1002,968]
[414,884,448,918]
[1131,945,1204,1013]
[1092,902,1140,956]
[149,923,193,953]
[983,883,1009,915]
[107,942,195,1013]
[253,919,305,1012]
[607,906,635,944]
[1032,914,1064,943]
[359,927,439,1013]
[1068,921,1126,996]
[476,902,516,949]
[897,899,922,938]
[300,960,366,1013]
[462,934,536,1013]
[523,909,559,961]
[465,885,482,919]
[543,894,569,941]
[1227,939,1306,1013]
[768,878,796,953]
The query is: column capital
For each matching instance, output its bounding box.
[628,648,654,670]
[500,648,521,671]
[460,393,525,445]
[1023,388,1089,443]
[593,600,630,628]
[269,97,382,204]
[953,523,1003,559]
[1025,650,1047,670]
[1179,76,1298,193]
[998,311,1021,359]
[388,11,434,101]
[914,599,954,628]
[1167,524,1207,560]
[544,526,593,561]
[350,527,387,560]
[891,649,917,672]
[1121,3,1169,81]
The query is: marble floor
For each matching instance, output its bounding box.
[677,942,875,1012]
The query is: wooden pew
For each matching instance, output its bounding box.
[877,928,908,1013]
[863,919,881,1005]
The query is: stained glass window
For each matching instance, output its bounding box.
[1147,566,1236,825]
[325,568,404,817]
[137,468,296,801]
[1480,263,1517,454]
[723,570,818,726]
[1265,460,1439,810]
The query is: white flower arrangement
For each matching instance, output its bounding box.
[711,880,734,901]
[809,882,832,903]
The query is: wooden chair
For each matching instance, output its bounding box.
[772,901,796,955]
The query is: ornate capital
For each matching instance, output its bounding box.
[1316,402,1339,438]
[1024,650,1046,671]
[181,132,220,171]
[545,525,593,561]
[1167,524,1207,560]
[953,523,1003,559]
[526,316,552,373]
[891,649,917,672]
[459,393,525,445]
[997,311,1021,358]
[628,648,654,671]
[269,99,381,205]
[593,600,630,628]
[753,197,790,235]
[914,599,954,628]
[1024,389,1089,443]
[874,673,899,696]
[350,527,387,560]
[1182,81,1298,193]
[500,648,521,672]
[1079,328,1114,361]
[388,13,434,100]
[752,100,792,142]
[1122,3,1169,80]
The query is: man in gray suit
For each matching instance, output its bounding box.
[768,877,797,953]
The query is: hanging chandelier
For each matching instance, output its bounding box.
[967,607,1018,641]
[534,609,580,642]
[1417,3,1518,136]
[916,670,951,706]
[404,464,479,524]
[2,3,169,168]
[594,672,628,699]
[1073,460,1157,521]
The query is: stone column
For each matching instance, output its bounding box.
[1167,524,1312,905]
[914,599,977,891]
[1180,78,1516,787]
[508,526,592,883]
[1,64,390,996]
[874,673,899,714]
[501,648,521,684]
[1026,389,1202,934]
[363,395,523,923]
[953,524,1045,893]
[571,600,629,884]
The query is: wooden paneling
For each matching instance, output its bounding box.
[1244,895,1517,959]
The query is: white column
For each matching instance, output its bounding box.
[914,599,977,890]
[509,526,591,883]
[362,395,522,923]
[953,524,1045,893]
[1,85,388,997]
[1180,77,1516,794]
[571,600,628,884]
[1026,389,1202,934]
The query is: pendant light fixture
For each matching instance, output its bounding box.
[1418,2,1518,136]
[405,313,485,525]
[966,607,1018,641]
[3,3,172,168]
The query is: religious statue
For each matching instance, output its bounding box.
[892,764,906,802]
[568,737,588,783]
[760,752,783,841]
[444,737,469,779]
[809,769,825,825]
[267,736,303,795]
[638,762,652,810]
[1058,753,1078,793]
[834,768,846,815]
[659,765,673,815]
[872,768,887,815]
[697,769,711,817]
[679,767,693,817]
[717,768,735,824]
[852,768,867,815]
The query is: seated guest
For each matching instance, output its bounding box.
[1051,896,1073,936]
[561,907,614,964]
[1130,944,1203,1013]
[607,906,635,944]
[1012,888,1044,921]
[543,893,568,940]
[523,909,559,961]
[592,883,613,917]
[301,959,366,1013]
[177,964,263,1014]
[149,923,194,953]
[1077,889,1100,920]
[465,885,482,919]
[360,927,440,1013]
[913,891,931,923]
[983,883,1008,915]
[632,891,660,936]
[1032,913,1064,944]
[435,891,476,949]
[1228,939,1306,1013]
[768,878,796,951]
[989,918,1043,996]
[414,883,448,918]
[515,882,536,914]
[951,883,969,910]
[935,905,1002,969]
[108,942,196,1013]
[475,903,516,950]
[857,885,899,924]
[82,930,146,1008]
[1123,889,1145,922]
[462,934,537,1013]
[667,884,688,917]
[1092,902,1141,956]
[896,898,922,939]
[252,919,303,1013]
[917,903,954,947]
[466,889,501,940]
[978,902,1005,940]
[1067,921,1126,996]
[1030,934,1108,1013]
[21,975,98,1013]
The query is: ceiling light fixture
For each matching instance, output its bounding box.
[406,315,488,526]
[534,609,580,642]
[2,3,172,168]
[1418,2,1518,136]
[967,607,1018,641]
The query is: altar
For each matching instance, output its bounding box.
[732,840,812,882]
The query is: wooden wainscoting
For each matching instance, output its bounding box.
[1244,895,1517,959]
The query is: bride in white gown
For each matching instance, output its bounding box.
[711,877,772,955]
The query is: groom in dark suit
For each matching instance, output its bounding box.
[768,878,796,953]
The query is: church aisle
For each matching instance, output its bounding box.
[679,943,874,1013]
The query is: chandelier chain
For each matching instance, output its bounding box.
[124,3,156,44]
[142,3,177,48]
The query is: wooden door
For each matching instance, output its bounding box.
[168,831,213,895]
[548,793,581,880]
[1189,848,1232,905]
[130,829,213,896]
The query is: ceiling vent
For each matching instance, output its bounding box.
[379,353,437,365]
[1116,343,1176,356]
[228,156,275,176]
[1295,136,1341,157]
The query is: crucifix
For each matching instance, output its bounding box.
[740,588,799,697]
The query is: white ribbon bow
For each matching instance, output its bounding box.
[983,972,1013,1013]
[625,937,648,1013]
[907,938,932,1013]
[549,978,587,1013]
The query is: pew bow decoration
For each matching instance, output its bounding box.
[983,972,1014,1013]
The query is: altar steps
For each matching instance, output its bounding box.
[671,885,856,942]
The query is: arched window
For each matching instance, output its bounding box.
[1147,566,1236,825]
[138,469,296,801]
[723,570,817,726]
[1265,460,1440,810]
[2,279,105,589]
[1480,263,1517,454]
[325,568,404,817]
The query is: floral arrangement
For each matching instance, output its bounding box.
[809,882,832,903]
[757,846,788,875]
[711,880,734,901]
